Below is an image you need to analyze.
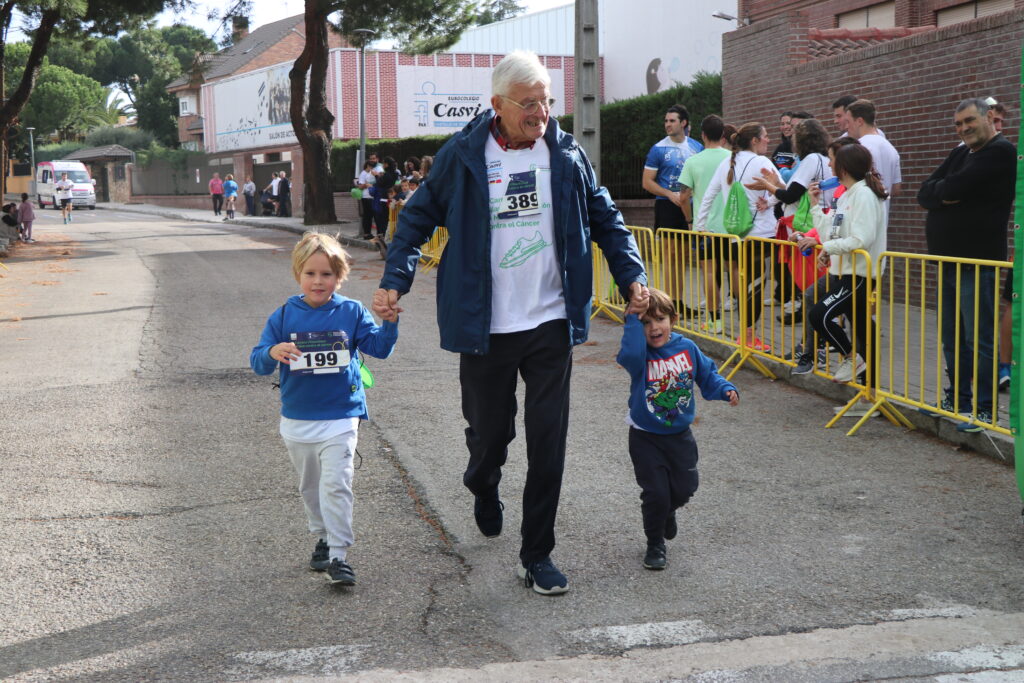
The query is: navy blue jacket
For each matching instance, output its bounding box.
[379,110,646,355]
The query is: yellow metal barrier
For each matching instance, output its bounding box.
[591,226,657,322]
[873,252,1012,437]
[418,226,448,273]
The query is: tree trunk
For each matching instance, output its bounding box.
[290,0,336,225]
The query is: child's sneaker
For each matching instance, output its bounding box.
[700,317,723,334]
[956,410,994,433]
[326,558,356,585]
[643,542,667,570]
[517,557,568,595]
[309,538,330,572]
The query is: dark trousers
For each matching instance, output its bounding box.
[211,193,223,215]
[654,199,688,229]
[734,242,767,325]
[374,207,389,238]
[277,195,291,217]
[244,194,255,216]
[941,262,996,412]
[360,198,376,237]
[460,319,572,564]
[809,275,869,359]
[628,427,699,544]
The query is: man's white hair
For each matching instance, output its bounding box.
[492,50,551,97]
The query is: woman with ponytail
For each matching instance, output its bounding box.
[694,122,777,350]
[806,142,887,384]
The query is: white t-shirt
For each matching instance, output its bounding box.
[270,177,281,195]
[856,133,900,254]
[279,416,359,443]
[696,151,777,238]
[485,135,565,334]
[357,170,375,189]
[55,179,74,200]
[783,153,829,217]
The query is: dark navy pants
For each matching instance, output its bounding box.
[628,427,699,544]
[460,319,572,564]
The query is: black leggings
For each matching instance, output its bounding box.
[809,274,869,358]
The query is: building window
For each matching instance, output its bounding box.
[837,1,896,28]
[179,98,190,115]
[937,0,1013,26]
[114,165,126,180]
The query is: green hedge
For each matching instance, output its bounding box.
[331,134,453,190]
[559,71,722,200]
[35,142,87,163]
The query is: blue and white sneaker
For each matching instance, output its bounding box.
[999,363,1011,391]
[956,411,993,433]
[919,393,956,417]
[517,557,568,595]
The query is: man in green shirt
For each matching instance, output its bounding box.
[679,115,734,332]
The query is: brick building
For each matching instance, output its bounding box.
[723,0,1022,256]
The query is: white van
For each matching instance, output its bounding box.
[36,160,96,210]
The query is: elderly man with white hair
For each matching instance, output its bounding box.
[374,50,648,595]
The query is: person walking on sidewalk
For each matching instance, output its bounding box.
[373,50,648,596]
[209,173,224,216]
[17,192,35,242]
[222,174,238,220]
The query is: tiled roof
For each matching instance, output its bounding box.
[807,26,934,60]
[166,14,304,90]
[64,144,134,161]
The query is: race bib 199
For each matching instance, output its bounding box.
[288,330,351,374]
[497,170,541,219]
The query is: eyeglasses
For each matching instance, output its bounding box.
[499,96,556,115]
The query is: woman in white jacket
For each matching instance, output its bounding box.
[694,122,776,351]
[806,142,888,383]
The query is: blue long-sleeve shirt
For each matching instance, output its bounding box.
[616,314,736,434]
[251,293,398,421]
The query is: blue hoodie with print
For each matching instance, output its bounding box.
[250,293,398,421]
[616,314,736,434]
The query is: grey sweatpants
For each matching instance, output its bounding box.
[283,429,358,561]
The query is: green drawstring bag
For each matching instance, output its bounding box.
[358,358,374,388]
[723,158,755,238]
[351,188,363,200]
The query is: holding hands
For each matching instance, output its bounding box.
[625,281,650,316]
[372,288,403,322]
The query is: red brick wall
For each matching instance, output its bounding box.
[741,0,1024,28]
[723,8,1023,258]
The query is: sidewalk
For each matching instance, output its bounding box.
[98,200,1015,464]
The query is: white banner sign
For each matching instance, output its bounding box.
[396,65,565,138]
[212,65,297,151]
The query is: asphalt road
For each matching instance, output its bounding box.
[1,209,1023,682]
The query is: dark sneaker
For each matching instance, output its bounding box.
[309,538,330,572]
[664,511,678,540]
[956,410,994,433]
[326,558,356,585]
[517,557,569,595]
[791,352,814,375]
[643,542,667,570]
[919,393,956,417]
[473,491,504,538]
[778,310,803,325]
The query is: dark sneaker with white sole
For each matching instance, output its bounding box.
[791,351,814,375]
[643,542,667,570]
[310,538,330,572]
[473,490,504,537]
[518,557,569,595]
[326,558,356,585]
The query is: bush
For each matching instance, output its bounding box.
[331,134,453,191]
[558,71,722,200]
[84,126,155,151]
[35,142,87,163]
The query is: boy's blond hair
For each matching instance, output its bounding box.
[643,287,678,321]
[291,231,350,285]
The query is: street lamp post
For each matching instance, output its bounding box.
[26,127,35,197]
[353,28,376,178]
